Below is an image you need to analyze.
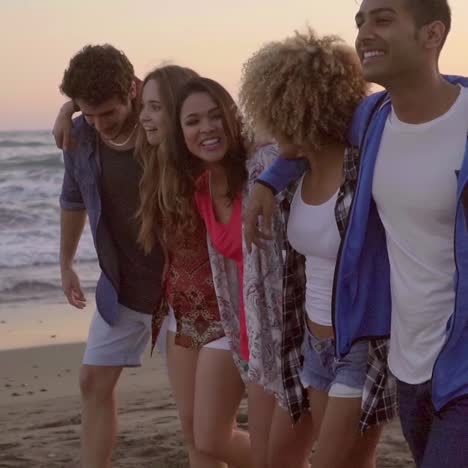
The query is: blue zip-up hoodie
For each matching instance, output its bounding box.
[336,76,468,411]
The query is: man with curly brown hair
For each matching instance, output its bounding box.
[245,1,468,467]
[58,44,164,468]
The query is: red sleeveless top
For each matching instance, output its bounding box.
[195,171,249,360]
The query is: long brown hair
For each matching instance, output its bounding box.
[158,77,248,243]
[136,65,198,254]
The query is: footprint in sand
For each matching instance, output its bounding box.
[33,414,81,429]
[0,442,20,450]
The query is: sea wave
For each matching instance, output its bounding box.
[0,131,96,286]
[0,152,62,169]
[0,279,62,295]
[0,261,99,303]
[0,140,52,148]
[0,255,97,269]
[0,279,96,304]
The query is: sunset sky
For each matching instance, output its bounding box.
[2,0,468,130]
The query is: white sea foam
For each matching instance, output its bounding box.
[0,131,98,303]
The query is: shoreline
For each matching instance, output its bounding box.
[0,299,94,351]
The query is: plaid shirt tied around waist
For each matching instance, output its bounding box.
[279,146,398,431]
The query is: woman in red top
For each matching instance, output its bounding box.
[194,171,248,359]
[161,77,304,468]
[137,67,252,468]
[137,67,226,351]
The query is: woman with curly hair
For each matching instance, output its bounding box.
[160,76,299,468]
[239,30,390,468]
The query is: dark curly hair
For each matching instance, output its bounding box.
[60,44,134,105]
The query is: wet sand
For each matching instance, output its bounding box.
[0,340,415,467]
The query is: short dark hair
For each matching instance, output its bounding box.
[406,0,452,47]
[60,44,134,105]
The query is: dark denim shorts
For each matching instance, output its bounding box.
[299,325,368,397]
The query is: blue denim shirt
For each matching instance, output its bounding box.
[60,116,126,325]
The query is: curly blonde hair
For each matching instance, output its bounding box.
[239,29,368,152]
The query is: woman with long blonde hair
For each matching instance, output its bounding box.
[137,65,254,468]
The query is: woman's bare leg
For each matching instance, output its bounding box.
[345,424,382,468]
[268,402,315,468]
[167,332,226,468]
[193,347,252,467]
[308,388,381,468]
[247,383,275,468]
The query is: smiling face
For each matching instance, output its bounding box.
[355,0,427,86]
[180,91,228,165]
[139,78,164,146]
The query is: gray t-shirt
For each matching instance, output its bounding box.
[99,140,164,314]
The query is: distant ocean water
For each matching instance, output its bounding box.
[0,131,99,304]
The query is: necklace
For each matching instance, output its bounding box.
[108,123,138,147]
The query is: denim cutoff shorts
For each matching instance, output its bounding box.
[299,325,369,398]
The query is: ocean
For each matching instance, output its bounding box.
[0,130,99,305]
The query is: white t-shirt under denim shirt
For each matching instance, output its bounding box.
[372,86,468,384]
[287,175,341,326]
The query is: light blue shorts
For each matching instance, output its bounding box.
[299,326,368,398]
[83,304,151,367]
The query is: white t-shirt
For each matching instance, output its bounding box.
[372,86,468,384]
[287,175,341,326]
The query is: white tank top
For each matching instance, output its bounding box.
[287,175,341,326]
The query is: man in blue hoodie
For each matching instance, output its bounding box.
[246,1,468,466]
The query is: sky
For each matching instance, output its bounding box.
[2,0,468,131]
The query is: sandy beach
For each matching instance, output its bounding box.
[0,342,190,468]
[0,302,415,468]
